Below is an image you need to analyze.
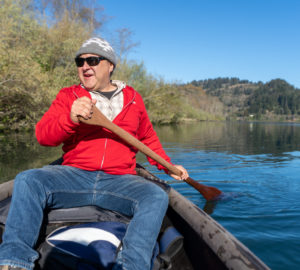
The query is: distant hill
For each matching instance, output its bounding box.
[187,78,300,121]
[174,83,225,120]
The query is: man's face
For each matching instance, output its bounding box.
[77,53,114,91]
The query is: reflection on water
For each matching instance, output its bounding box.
[0,132,62,183]
[155,121,300,156]
[1,121,300,270]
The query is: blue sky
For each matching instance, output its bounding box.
[100,0,300,88]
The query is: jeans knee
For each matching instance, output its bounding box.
[15,170,35,185]
[14,169,45,195]
[144,184,169,209]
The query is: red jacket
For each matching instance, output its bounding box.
[36,84,171,175]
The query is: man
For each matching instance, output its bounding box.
[0,37,188,270]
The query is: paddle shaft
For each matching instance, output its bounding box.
[80,107,222,200]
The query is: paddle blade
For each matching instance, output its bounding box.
[185,177,222,201]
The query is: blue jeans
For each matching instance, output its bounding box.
[0,165,169,270]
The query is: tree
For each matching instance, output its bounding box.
[36,0,107,33]
[0,0,102,130]
[111,28,140,62]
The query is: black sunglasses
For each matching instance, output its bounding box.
[75,56,106,67]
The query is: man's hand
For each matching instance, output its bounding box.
[70,97,97,123]
[169,165,189,181]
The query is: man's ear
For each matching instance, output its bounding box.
[109,62,114,73]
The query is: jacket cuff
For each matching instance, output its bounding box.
[59,113,80,133]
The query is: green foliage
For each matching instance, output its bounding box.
[248,79,300,116]
[0,0,91,131]
[192,77,300,121]
[113,60,157,97]
[191,77,250,90]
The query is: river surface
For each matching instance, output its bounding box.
[1,121,300,270]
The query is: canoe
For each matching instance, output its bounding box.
[0,164,270,270]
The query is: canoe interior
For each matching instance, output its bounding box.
[0,202,226,270]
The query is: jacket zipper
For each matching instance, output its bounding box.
[99,91,136,170]
[100,138,108,170]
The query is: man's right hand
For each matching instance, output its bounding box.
[70,97,97,123]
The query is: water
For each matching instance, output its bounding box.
[141,122,300,270]
[1,121,300,270]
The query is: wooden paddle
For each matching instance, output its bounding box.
[79,107,222,201]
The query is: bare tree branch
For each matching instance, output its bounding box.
[112,28,140,62]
